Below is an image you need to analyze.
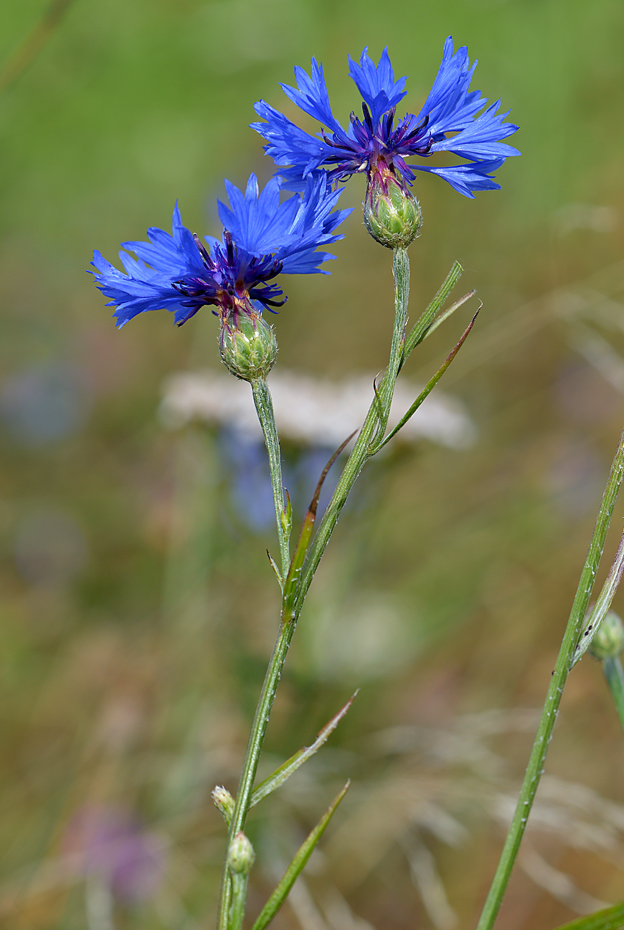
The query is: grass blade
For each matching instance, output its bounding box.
[283,432,355,601]
[250,694,357,808]
[547,900,624,930]
[250,782,350,930]
[374,308,479,453]
[401,260,464,366]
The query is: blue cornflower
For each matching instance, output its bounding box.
[91,172,349,330]
[252,38,520,201]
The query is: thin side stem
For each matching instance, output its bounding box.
[603,656,624,734]
[295,247,411,613]
[251,378,290,580]
[217,379,293,929]
[476,424,624,930]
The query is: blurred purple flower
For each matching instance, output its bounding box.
[0,362,92,446]
[220,428,340,533]
[63,806,167,904]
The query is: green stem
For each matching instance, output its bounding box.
[216,379,292,929]
[229,873,249,930]
[216,248,412,928]
[216,608,298,930]
[603,656,624,734]
[476,424,624,930]
[251,378,290,580]
[295,247,410,613]
[373,247,410,443]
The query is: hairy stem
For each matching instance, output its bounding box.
[251,378,290,580]
[373,247,410,443]
[229,871,250,930]
[476,424,624,930]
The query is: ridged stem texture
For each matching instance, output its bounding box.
[476,424,624,930]
[251,378,290,579]
[216,248,411,929]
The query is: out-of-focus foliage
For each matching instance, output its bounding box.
[2,1,624,928]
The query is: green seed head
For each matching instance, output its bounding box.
[363,162,422,250]
[227,831,255,876]
[219,307,278,382]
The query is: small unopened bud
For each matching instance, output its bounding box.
[363,162,422,250]
[220,308,278,382]
[227,831,255,876]
[589,610,624,661]
[212,785,235,824]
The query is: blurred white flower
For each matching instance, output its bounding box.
[160,369,476,450]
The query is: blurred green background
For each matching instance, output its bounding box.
[2,0,624,928]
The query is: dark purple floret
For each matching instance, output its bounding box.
[90,172,350,328]
[252,38,520,199]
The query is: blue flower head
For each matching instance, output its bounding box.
[91,172,350,379]
[252,38,520,203]
[91,172,349,330]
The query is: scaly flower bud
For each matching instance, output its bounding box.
[363,160,422,249]
[219,303,278,382]
[589,610,624,662]
[227,831,255,876]
[211,785,235,824]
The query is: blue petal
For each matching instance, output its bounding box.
[415,37,477,128]
[348,47,407,125]
[251,102,330,178]
[253,37,519,198]
[217,172,350,276]
[430,101,520,160]
[412,158,506,198]
[279,58,345,135]
[90,205,205,328]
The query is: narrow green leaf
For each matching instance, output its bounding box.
[282,489,292,537]
[573,529,624,666]
[283,432,355,602]
[547,899,624,930]
[250,782,350,930]
[266,550,282,587]
[250,693,357,809]
[419,289,476,341]
[401,260,463,366]
[374,308,480,454]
